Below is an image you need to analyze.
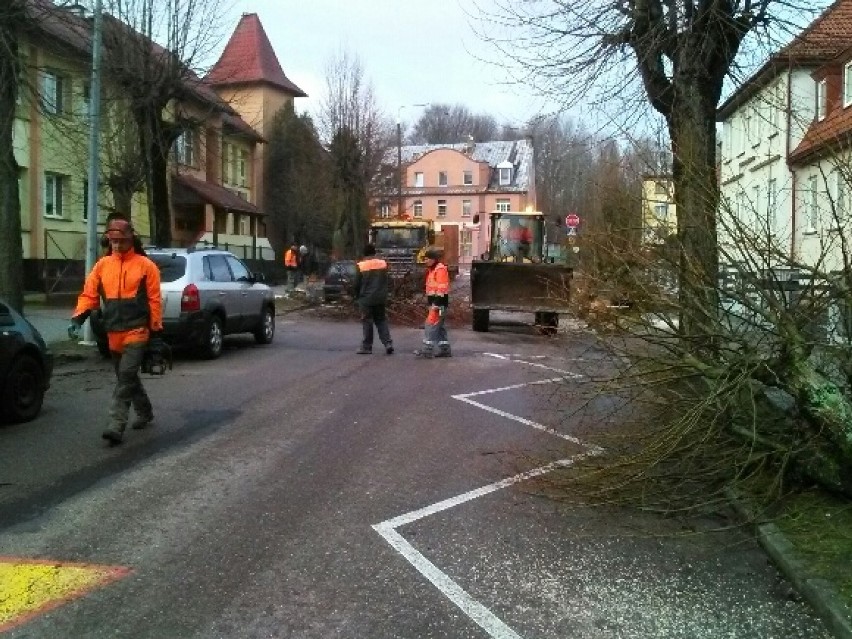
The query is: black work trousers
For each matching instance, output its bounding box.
[359,303,392,350]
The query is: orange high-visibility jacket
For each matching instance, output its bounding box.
[284,249,298,268]
[425,262,449,297]
[73,248,162,349]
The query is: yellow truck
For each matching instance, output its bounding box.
[470,211,572,332]
[368,218,458,293]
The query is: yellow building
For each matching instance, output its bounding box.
[641,175,677,243]
[15,3,303,292]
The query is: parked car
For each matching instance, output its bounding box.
[0,299,53,423]
[323,260,357,302]
[93,248,276,359]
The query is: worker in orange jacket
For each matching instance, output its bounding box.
[284,244,299,289]
[414,246,451,358]
[68,218,163,444]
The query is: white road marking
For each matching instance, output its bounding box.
[483,352,586,377]
[374,353,605,638]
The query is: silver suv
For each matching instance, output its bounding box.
[148,248,276,358]
[91,248,275,359]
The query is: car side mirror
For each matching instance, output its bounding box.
[253,272,266,283]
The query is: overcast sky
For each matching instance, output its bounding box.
[224,0,556,128]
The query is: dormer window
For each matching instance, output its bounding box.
[497,161,513,186]
[817,79,827,121]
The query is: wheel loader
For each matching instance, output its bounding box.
[470,211,572,333]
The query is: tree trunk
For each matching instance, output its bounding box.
[136,108,174,247]
[669,84,720,343]
[0,3,26,311]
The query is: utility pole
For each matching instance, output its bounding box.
[82,0,103,344]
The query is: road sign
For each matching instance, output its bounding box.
[565,213,580,228]
[567,235,576,245]
[566,226,577,236]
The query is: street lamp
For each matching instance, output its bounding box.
[396,103,430,217]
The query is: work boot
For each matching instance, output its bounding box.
[413,349,433,359]
[101,429,123,445]
[356,347,372,354]
[385,344,394,355]
[131,415,153,430]
[434,349,452,358]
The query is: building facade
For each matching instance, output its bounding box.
[373,139,536,264]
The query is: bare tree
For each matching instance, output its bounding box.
[0,1,28,310]
[316,50,390,257]
[97,0,228,247]
[480,0,823,342]
[409,103,499,144]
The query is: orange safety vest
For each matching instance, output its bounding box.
[73,248,162,353]
[425,262,449,296]
[284,249,298,268]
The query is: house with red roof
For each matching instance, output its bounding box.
[718,0,852,273]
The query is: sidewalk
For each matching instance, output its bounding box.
[23,303,76,346]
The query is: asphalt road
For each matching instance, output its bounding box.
[0,311,831,638]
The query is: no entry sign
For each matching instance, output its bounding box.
[565,213,580,228]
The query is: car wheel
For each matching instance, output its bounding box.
[1,353,45,423]
[254,307,275,344]
[199,315,224,359]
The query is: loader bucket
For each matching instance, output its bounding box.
[470,261,572,312]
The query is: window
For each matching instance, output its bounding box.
[380,202,391,218]
[462,199,471,217]
[226,255,251,281]
[743,108,752,148]
[81,81,91,118]
[655,181,668,195]
[413,200,423,217]
[82,179,88,221]
[221,142,231,184]
[438,171,448,187]
[463,170,473,186]
[414,172,424,187]
[460,229,472,257]
[205,255,233,282]
[836,170,848,222]
[736,190,748,218]
[44,173,64,218]
[496,198,510,212]
[845,62,852,107]
[752,185,761,219]
[175,129,195,166]
[817,79,827,121]
[41,71,65,114]
[238,150,248,187]
[499,166,512,185]
[654,203,668,220]
[767,178,778,233]
[240,215,251,236]
[807,175,819,232]
[437,199,447,217]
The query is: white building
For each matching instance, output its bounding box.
[717,0,852,272]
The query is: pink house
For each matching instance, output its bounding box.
[373,139,536,265]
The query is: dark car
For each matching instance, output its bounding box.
[0,300,53,423]
[323,260,357,302]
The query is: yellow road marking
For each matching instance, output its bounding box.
[0,557,130,632]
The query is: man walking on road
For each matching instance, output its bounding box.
[284,245,299,290]
[414,246,451,358]
[353,244,393,355]
[68,218,163,444]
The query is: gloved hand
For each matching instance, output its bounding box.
[67,322,81,340]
